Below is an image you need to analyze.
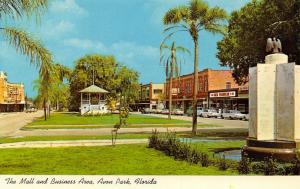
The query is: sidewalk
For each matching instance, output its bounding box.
[0,139,148,149]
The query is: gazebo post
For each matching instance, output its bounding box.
[81,93,83,106]
[89,93,91,105]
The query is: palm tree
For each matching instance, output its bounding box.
[160,41,190,120]
[163,0,227,135]
[0,0,53,120]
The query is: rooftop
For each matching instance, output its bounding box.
[79,85,109,93]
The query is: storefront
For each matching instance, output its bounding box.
[208,89,249,113]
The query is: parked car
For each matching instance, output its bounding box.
[26,106,37,113]
[201,109,219,118]
[186,107,204,117]
[221,110,247,120]
[154,109,163,114]
[141,108,151,114]
[172,109,184,115]
[161,109,169,115]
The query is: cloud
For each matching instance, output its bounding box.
[41,20,75,38]
[63,38,159,64]
[50,0,88,16]
[63,38,107,52]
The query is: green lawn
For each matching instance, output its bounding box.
[0,144,237,175]
[0,134,151,144]
[24,113,218,129]
[29,113,190,125]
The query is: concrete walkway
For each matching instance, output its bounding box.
[0,139,148,149]
[12,126,247,137]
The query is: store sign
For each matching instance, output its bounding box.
[209,91,236,98]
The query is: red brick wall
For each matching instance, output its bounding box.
[207,70,240,91]
[165,69,247,100]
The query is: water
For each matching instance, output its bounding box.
[179,138,241,143]
[178,138,242,161]
[215,150,242,161]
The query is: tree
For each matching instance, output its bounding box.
[160,41,190,119]
[49,64,72,112]
[0,0,53,120]
[163,0,227,135]
[69,54,140,112]
[217,0,300,84]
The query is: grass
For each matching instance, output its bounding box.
[0,134,151,144]
[24,113,219,129]
[29,113,190,125]
[0,144,237,175]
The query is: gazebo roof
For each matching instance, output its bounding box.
[79,85,109,93]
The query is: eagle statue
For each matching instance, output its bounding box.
[266,37,282,54]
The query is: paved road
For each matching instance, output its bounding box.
[0,111,43,137]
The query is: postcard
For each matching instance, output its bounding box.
[0,0,299,188]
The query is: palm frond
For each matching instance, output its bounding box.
[189,0,208,21]
[176,46,191,55]
[2,27,52,68]
[0,0,48,19]
[163,6,189,25]
[161,29,189,45]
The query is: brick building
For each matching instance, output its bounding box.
[165,69,249,113]
[133,82,165,111]
[0,71,25,112]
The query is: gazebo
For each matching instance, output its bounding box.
[79,84,109,115]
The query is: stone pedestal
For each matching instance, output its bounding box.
[244,53,300,162]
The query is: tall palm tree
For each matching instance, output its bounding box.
[0,0,53,120]
[163,0,227,135]
[160,41,190,120]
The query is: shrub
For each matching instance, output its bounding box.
[218,155,228,171]
[238,156,251,175]
[200,153,209,167]
[264,157,276,175]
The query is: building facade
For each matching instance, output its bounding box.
[133,82,165,110]
[0,71,25,112]
[165,69,249,113]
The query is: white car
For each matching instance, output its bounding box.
[222,110,247,120]
[172,109,184,115]
[161,109,169,115]
[201,109,219,118]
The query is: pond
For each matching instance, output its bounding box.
[179,138,243,161]
[214,150,242,161]
[179,138,242,143]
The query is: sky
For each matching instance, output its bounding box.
[0,0,250,98]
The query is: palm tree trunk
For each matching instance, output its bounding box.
[168,43,176,119]
[43,98,47,121]
[192,39,199,136]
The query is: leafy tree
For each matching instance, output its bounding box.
[217,0,300,84]
[69,54,139,112]
[160,41,190,119]
[0,0,53,120]
[163,0,227,135]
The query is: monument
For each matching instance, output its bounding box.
[243,37,300,161]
